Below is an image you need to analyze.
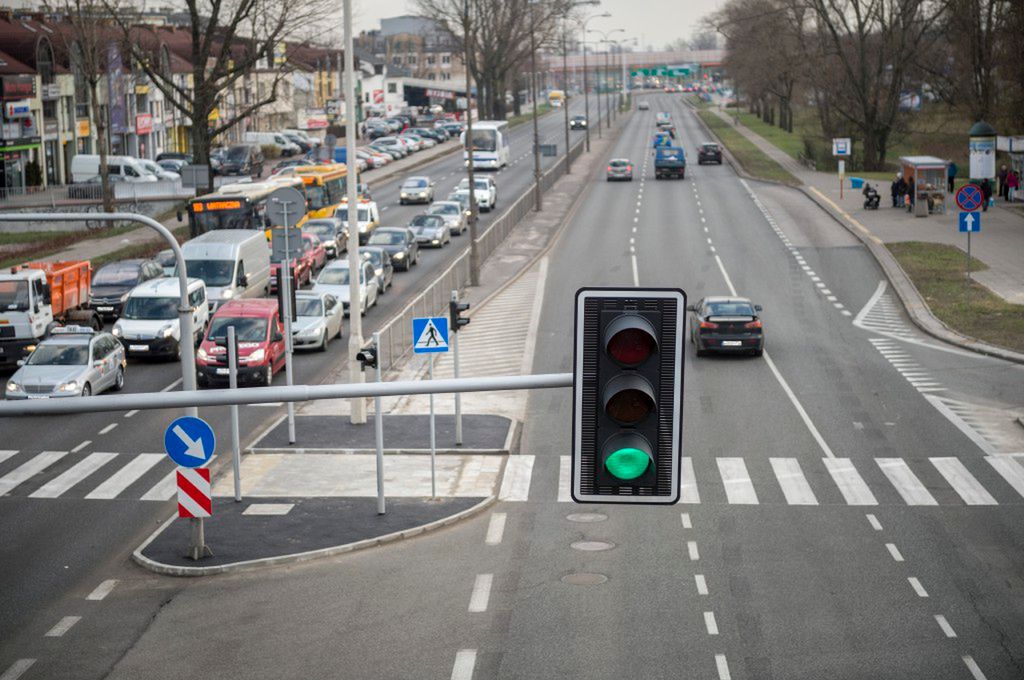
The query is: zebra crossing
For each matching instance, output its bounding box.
[498,454,1024,507]
[0,449,177,501]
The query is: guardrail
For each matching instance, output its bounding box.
[372,136,586,373]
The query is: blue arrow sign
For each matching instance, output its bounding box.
[164,416,216,468]
[413,316,449,353]
[959,211,981,233]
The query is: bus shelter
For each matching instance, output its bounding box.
[900,155,949,216]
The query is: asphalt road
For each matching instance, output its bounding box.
[0,94,603,679]
[5,92,1024,679]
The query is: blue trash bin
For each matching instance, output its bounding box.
[850,177,865,189]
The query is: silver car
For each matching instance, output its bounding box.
[4,327,126,399]
[427,201,469,235]
[399,176,435,205]
[408,214,451,247]
[291,291,344,351]
[303,218,348,259]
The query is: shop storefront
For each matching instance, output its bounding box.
[1,75,41,192]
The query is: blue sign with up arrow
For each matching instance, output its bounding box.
[958,211,981,233]
[163,416,216,468]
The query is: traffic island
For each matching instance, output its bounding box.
[134,495,491,576]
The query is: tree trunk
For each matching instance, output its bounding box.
[90,80,114,213]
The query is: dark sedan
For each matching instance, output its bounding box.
[698,142,723,165]
[570,115,588,130]
[89,258,165,320]
[687,296,764,357]
[366,227,419,271]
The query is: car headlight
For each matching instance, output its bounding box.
[56,380,79,393]
[221,288,234,299]
[111,326,122,337]
[6,380,22,393]
[120,292,130,303]
[160,325,175,338]
[392,251,405,259]
[196,347,209,361]
[360,224,368,233]
[244,348,266,364]
[299,325,322,338]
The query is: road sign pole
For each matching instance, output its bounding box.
[373,331,386,515]
[429,354,436,500]
[965,229,972,304]
[452,293,463,447]
[281,205,296,444]
[227,325,241,503]
[188,516,209,561]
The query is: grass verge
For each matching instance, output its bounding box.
[887,241,1024,353]
[91,225,190,268]
[697,110,800,185]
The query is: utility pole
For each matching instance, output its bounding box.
[463,0,480,286]
[530,1,542,211]
[562,21,571,173]
[344,0,366,424]
[579,13,610,151]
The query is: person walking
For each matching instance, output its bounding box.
[998,165,1009,200]
[947,161,957,193]
[906,176,916,212]
[1008,169,1020,202]
[980,177,993,211]
[891,173,903,208]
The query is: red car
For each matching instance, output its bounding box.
[196,299,287,387]
[302,233,327,273]
[270,255,311,292]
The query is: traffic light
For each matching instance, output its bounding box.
[356,343,378,370]
[275,268,296,323]
[571,288,686,504]
[450,292,470,332]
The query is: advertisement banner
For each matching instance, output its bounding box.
[136,113,153,135]
[1,75,35,100]
[76,119,91,137]
[373,89,384,104]
[107,43,128,135]
[969,136,996,179]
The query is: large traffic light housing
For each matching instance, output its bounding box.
[572,288,686,504]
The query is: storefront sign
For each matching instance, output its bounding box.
[76,119,91,137]
[136,113,153,135]
[44,120,58,137]
[4,100,32,118]
[41,84,60,100]
[373,89,384,104]
[300,108,328,130]
[1,76,35,100]
[969,136,996,179]
[426,89,455,100]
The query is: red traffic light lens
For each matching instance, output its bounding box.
[606,324,657,366]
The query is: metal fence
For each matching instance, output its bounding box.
[373,136,586,373]
[0,179,188,207]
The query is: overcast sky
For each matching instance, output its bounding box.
[352,0,725,50]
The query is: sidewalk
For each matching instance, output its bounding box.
[707,107,1024,305]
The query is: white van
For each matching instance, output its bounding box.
[243,132,301,157]
[334,200,381,244]
[112,278,209,360]
[180,230,271,310]
[70,155,157,183]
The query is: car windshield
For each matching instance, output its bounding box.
[702,144,719,151]
[121,296,178,320]
[610,160,630,167]
[410,215,444,228]
[225,146,250,161]
[183,260,234,287]
[429,204,459,216]
[93,263,141,287]
[317,267,352,285]
[304,223,335,238]
[207,316,268,342]
[403,179,429,188]
[295,298,324,317]
[365,250,384,268]
[336,207,369,222]
[368,231,406,246]
[706,301,755,317]
[26,343,89,366]
[0,281,30,311]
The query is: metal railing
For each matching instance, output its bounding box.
[371,136,586,373]
[0,179,188,208]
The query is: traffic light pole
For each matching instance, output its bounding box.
[429,355,437,499]
[373,331,385,515]
[453,317,462,446]
[227,325,242,503]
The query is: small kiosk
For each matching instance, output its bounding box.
[900,155,949,216]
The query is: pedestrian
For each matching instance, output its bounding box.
[947,161,957,193]
[998,165,1009,200]
[891,173,901,207]
[906,176,916,212]
[1008,169,1019,202]
[980,177,992,211]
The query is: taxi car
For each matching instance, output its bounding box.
[4,327,125,399]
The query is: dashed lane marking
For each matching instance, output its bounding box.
[44,616,81,638]
[86,579,118,601]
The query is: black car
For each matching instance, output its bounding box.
[89,258,165,320]
[284,133,312,154]
[156,152,193,164]
[570,115,588,130]
[698,142,723,165]
[687,296,765,357]
[366,227,419,271]
[440,122,464,137]
[411,127,446,143]
[220,144,264,178]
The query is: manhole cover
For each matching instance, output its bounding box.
[561,572,608,585]
[566,513,607,523]
[571,540,615,552]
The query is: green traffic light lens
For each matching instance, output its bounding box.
[605,447,651,480]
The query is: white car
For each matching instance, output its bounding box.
[139,158,180,181]
[112,278,209,360]
[457,176,497,212]
[292,290,344,351]
[312,259,379,316]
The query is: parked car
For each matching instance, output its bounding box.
[158,158,187,174]
[292,290,344,351]
[69,154,156,184]
[243,131,300,157]
[196,299,286,387]
[156,152,193,164]
[139,158,180,181]
[89,258,164,320]
[219,144,264,178]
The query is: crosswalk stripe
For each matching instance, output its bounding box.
[930,458,997,505]
[498,455,534,501]
[876,458,938,505]
[85,454,164,500]
[139,469,178,501]
[769,458,818,505]
[29,452,118,498]
[823,458,878,505]
[0,450,17,466]
[0,450,70,496]
[985,457,1024,499]
[681,457,700,503]
[717,458,758,504]
[558,456,571,502]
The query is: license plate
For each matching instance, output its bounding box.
[96,306,114,312]
[722,340,743,347]
[129,344,149,352]
[27,395,49,400]
[216,368,230,375]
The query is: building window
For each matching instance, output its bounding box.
[441,54,451,65]
[407,55,417,65]
[427,73,436,81]
[387,82,397,94]
[392,56,401,66]
[36,38,55,85]
[426,55,436,65]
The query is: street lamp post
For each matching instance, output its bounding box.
[463,0,480,285]
[589,28,624,132]
[529,1,542,211]
[580,12,610,152]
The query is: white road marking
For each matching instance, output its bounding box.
[0,450,70,496]
[680,512,692,529]
[86,579,117,601]
[29,452,117,498]
[98,423,117,435]
[963,655,988,680]
[468,574,493,613]
[713,255,737,296]
[876,458,938,505]
[631,253,639,286]
[140,469,177,501]
[704,611,719,635]
[558,456,571,502]
[930,458,997,505]
[935,614,957,638]
[717,458,758,504]
[695,574,708,595]
[160,378,183,392]
[681,458,700,503]
[0,450,16,465]
[925,395,999,456]
[498,455,535,501]
[715,654,732,680]
[450,649,477,680]
[485,513,506,545]
[71,441,91,453]
[0,659,35,680]
[687,541,699,561]
[769,457,818,505]
[866,514,883,531]
[86,454,164,500]
[885,543,904,562]
[44,615,81,637]
[823,458,878,505]
[908,577,929,597]
[124,410,139,418]
[985,457,1024,498]
[763,352,836,459]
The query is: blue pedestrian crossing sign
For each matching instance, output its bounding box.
[958,211,981,233]
[164,416,216,468]
[413,316,449,353]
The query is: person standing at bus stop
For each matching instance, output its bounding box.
[947,161,957,193]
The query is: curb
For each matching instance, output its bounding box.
[132,494,497,577]
[248,446,509,455]
[687,101,1024,366]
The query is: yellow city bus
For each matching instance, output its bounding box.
[187,178,309,239]
[293,165,348,219]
